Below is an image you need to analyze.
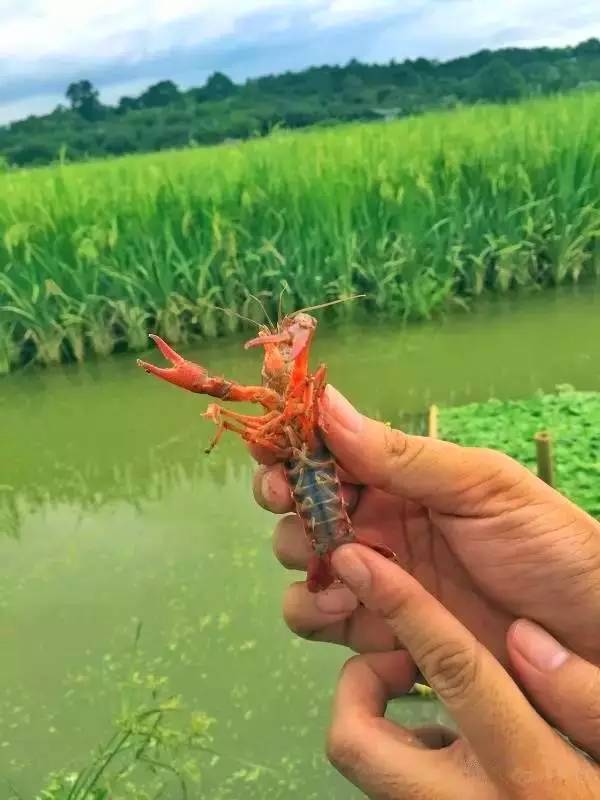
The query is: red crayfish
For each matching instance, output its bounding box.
[137,306,396,592]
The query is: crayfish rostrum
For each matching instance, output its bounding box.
[137,309,396,592]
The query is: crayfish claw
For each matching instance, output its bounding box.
[148,334,185,365]
[136,359,168,378]
[137,335,209,393]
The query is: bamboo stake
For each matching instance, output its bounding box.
[411,404,440,699]
[534,431,555,487]
[428,404,439,439]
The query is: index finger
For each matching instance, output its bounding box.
[320,386,551,515]
[332,545,583,796]
[327,652,463,800]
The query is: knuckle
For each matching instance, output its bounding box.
[467,446,509,480]
[252,466,269,508]
[271,525,286,565]
[326,726,362,774]
[253,463,291,513]
[454,447,532,510]
[418,639,479,704]
[339,652,363,676]
[282,584,313,638]
[379,425,427,494]
[581,671,600,736]
[375,584,415,626]
[272,515,306,569]
[383,424,410,462]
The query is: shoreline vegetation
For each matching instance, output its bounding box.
[439,388,600,519]
[1,90,599,375]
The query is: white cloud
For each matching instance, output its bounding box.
[1,0,597,75]
[311,0,408,28]
[0,0,292,71]
[364,0,600,62]
[421,0,598,42]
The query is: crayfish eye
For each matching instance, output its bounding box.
[291,312,316,329]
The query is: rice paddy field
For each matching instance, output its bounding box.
[1,90,600,374]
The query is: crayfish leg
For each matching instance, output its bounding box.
[202,404,291,457]
[354,537,398,564]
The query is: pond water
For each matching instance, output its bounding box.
[1,285,599,797]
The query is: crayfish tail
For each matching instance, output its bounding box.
[306,553,336,593]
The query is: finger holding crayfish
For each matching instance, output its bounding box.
[252,461,360,517]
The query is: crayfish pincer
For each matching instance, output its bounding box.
[137,309,396,592]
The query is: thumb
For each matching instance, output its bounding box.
[321,385,538,515]
[508,619,600,761]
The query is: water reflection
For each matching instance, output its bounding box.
[1,286,600,795]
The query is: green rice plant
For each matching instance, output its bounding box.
[0,320,19,374]
[1,90,600,372]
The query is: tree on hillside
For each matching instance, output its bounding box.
[471,58,527,102]
[522,61,561,93]
[390,63,421,88]
[66,80,103,121]
[139,80,181,108]
[575,38,600,56]
[117,96,139,114]
[412,57,436,74]
[342,74,365,102]
[203,72,237,100]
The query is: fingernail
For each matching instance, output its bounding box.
[255,466,289,512]
[324,386,363,434]
[332,546,371,592]
[260,469,275,502]
[315,586,359,614]
[253,466,272,510]
[512,620,570,672]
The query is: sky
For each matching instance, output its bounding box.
[0,0,598,124]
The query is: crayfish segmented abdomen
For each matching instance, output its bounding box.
[286,437,355,591]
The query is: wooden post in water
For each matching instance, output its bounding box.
[534,431,555,487]
[428,404,439,439]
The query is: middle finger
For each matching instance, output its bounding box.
[282,580,399,651]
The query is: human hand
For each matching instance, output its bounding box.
[253,386,600,667]
[325,544,600,800]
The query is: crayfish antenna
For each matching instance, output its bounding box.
[137,334,209,393]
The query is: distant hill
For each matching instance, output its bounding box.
[1,38,599,168]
